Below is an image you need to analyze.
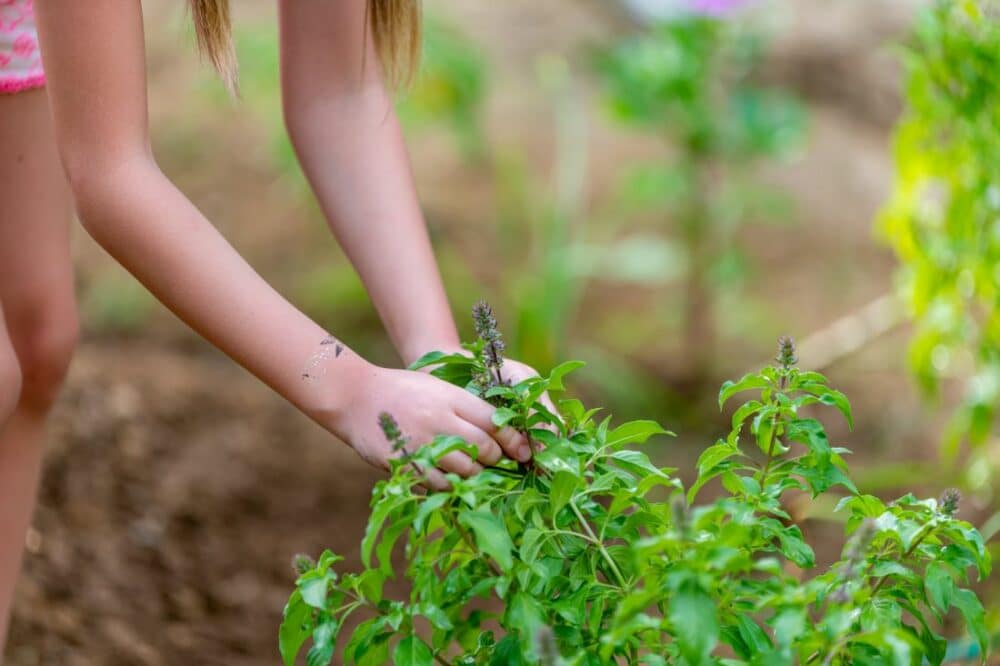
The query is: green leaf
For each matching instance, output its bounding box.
[358,569,386,605]
[605,420,673,448]
[393,635,435,666]
[414,494,449,533]
[818,389,854,429]
[344,619,391,666]
[491,634,527,665]
[609,449,672,480]
[736,615,771,654]
[547,360,585,390]
[719,373,770,409]
[506,592,546,660]
[731,400,763,430]
[458,511,514,571]
[305,619,337,666]
[518,527,545,565]
[362,496,409,568]
[952,588,989,658]
[924,562,954,615]
[870,560,914,580]
[299,574,331,610]
[787,419,831,458]
[669,579,719,665]
[535,440,583,476]
[374,507,414,575]
[417,602,454,631]
[697,440,738,476]
[777,526,815,568]
[492,407,519,428]
[549,470,578,515]
[770,607,806,648]
[423,435,480,464]
[484,385,517,400]
[279,590,312,666]
[408,350,473,371]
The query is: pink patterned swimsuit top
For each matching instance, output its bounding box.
[0,0,44,94]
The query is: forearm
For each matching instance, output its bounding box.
[285,92,458,365]
[72,155,369,421]
[279,0,458,366]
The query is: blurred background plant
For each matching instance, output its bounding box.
[396,16,490,163]
[596,0,806,388]
[79,266,157,336]
[879,0,1000,541]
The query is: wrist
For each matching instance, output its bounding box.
[301,350,379,436]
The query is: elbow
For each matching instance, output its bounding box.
[59,147,156,236]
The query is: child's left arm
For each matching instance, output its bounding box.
[278,0,458,367]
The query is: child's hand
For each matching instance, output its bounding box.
[328,366,533,490]
[499,358,560,418]
[414,348,559,421]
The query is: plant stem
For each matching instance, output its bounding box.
[342,590,453,666]
[757,412,781,489]
[870,523,935,595]
[487,341,505,386]
[569,499,627,589]
[482,464,524,478]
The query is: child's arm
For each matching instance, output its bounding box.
[277,0,458,367]
[278,0,558,410]
[34,1,532,485]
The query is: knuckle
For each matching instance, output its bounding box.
[479,441,502,464]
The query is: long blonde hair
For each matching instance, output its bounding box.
[188,0,422,94]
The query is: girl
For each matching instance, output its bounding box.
[1,0,543,650]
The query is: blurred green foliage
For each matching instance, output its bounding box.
[878,1,1000,494]
[493,57,589,375]
[231,22,304,183]
[398,17,489,162]
[80,269,156,335]
[596,14,806,384]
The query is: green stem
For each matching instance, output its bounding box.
[482,464,524,478]
[342,590,453,666]
[871,523,935,595]
[757,412,781,490]
[569,499,627,589]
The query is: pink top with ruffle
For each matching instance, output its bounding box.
[0,0,45,94]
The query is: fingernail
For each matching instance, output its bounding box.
[516,444,532,462]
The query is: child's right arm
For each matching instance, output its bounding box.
[33,1,530,487]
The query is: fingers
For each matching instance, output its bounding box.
[436,450,484,478]
[454,395,532,463]
[494,425,532,462]
[450,422,504,467]
[419,465,451,492]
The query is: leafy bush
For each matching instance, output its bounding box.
[281,305,991,665]
[879,1,1000,479]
